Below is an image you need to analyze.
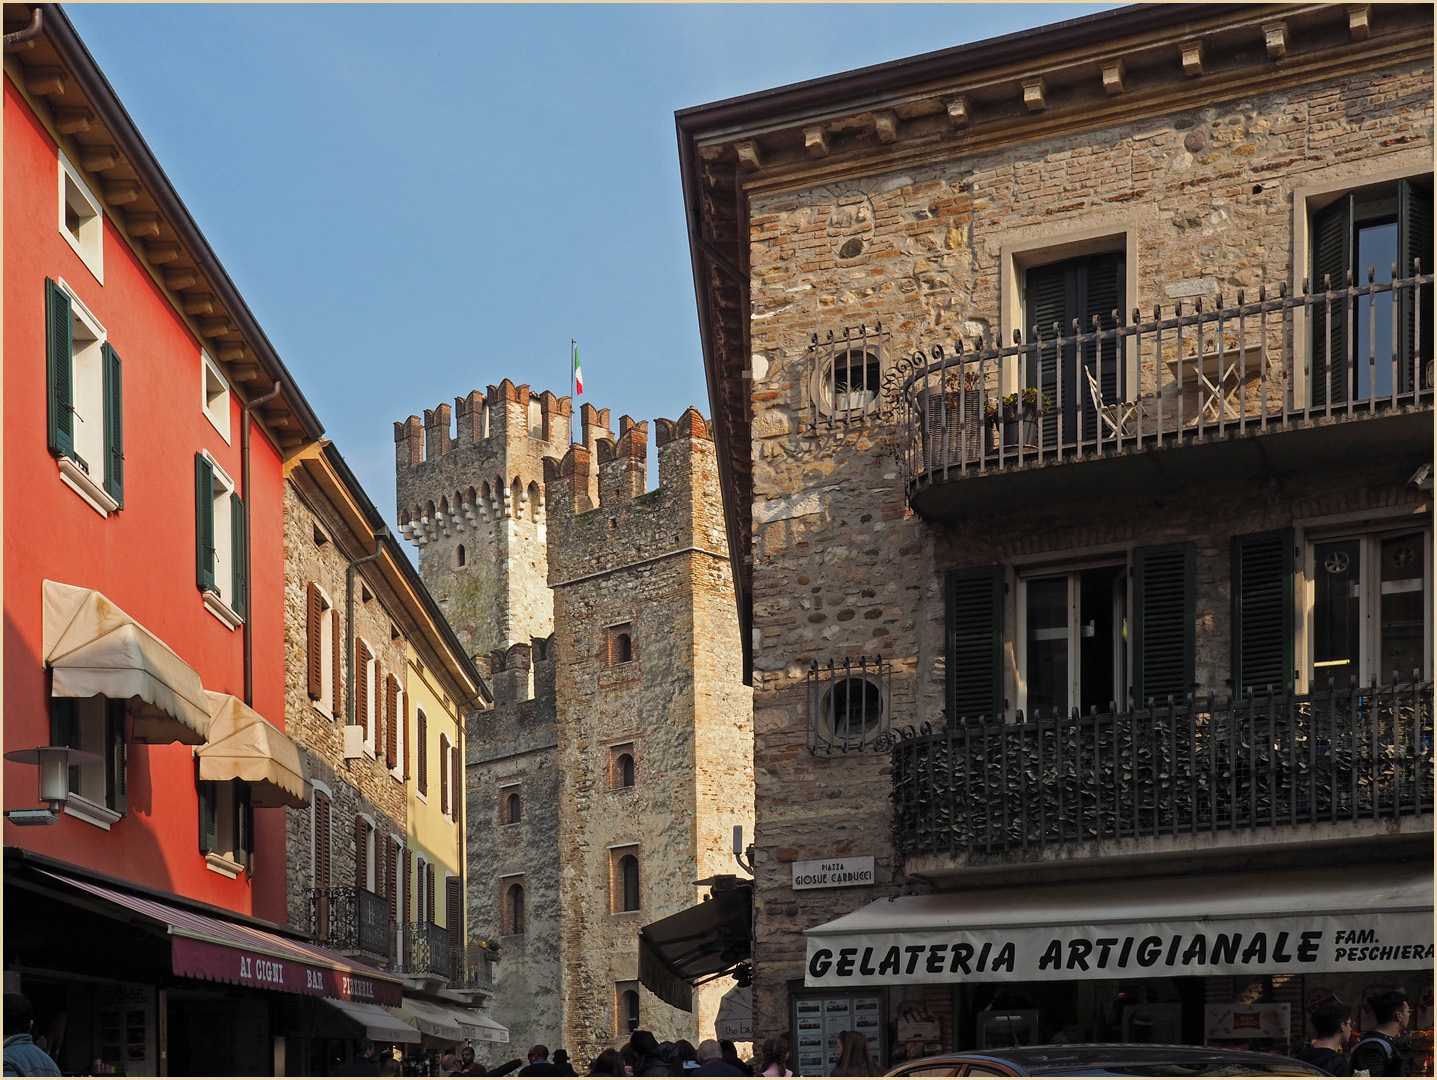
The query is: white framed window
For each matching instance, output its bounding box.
[1305,525,1431,688]
[1016,560,1129,716]
[201,349,231,443]
[50,695,126,829]
[198,778,253,878]
[195,451,244,629]
[47,278,122,516]
[58,149,103,282]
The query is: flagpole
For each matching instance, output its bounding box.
[569,338,576,447]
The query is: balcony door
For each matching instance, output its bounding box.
[1024,251,1126,445]
[1311,177,1433,404]
[1021,564,1128,716]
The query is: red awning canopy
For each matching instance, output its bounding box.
[41,870,403,1006]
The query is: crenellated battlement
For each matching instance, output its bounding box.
[394,380,577,467]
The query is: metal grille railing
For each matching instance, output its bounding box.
[886,271,1434,495]
[308,887,394,960]
[397,921,457,980]
[807,655,894,753]
[892,679,1433,859]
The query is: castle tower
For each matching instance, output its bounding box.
[395,383,610,661]
[546,409,754,1061]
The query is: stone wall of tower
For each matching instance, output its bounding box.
[394,381,610,659]
[546,410,754,1061]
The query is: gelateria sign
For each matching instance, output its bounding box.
[803,867,1433,987]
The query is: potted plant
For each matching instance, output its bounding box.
[1000,388,1051,451]
[477,938,502,962]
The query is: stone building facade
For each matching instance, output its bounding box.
[396,390,754,1060]
[285,441,488,1000]
[680,4,1433,1074]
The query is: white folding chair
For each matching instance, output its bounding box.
[1084,365,1146,437]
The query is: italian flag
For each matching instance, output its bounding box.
[573,343,583,395]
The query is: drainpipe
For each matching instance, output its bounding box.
[346,530,388,727]
[3,7,42,49]
[241,380,282,706]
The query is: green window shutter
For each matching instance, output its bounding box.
[230,493,247,620]
[946,566,1005,721]
[50,697,80,796]
[195,454,216,593]
[45,279,75,459]
[1133,542,1196,703]
[238,783,254,873]
[198,777,218,854]
[1398,178,1434,392]
[102,343,124,507]
[106,698,128,816]
[1231,529,1295,694]
[1310,195,1353,407]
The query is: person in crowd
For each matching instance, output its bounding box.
[452,1046,487,1075]
[628,1031,665,1076]
[588,1049,627,1077]
[379,1053,404,1077]
[1351,990,1412,1077]
[519,1044,561,1077]
[833,1031,877,1077]
[646,1042,683,1076]
[552,1049,578,1076]
[718,1040,750,1077]
[3,995,60,1077]
[487,1056,526,1076]
[1292,1003,1353,1076]
[440,1052,459,1075]
[334,1039,382,1076]
[674,1040,699,1075]
[758,1036,793,1078]
[693,1039,744,1076]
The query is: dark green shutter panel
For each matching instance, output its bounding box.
[50,696,78,747]
[1311,195,1352,406]
[198,778,217,854]
[231,493,247,620]
[947,566,1004,721]
[45,279,75,459]
[1231,530,1295,694]
[1085,252,1125,411]
[106,698,128,816]
[1025,262,1069,444]
[1398,178,1434,393]
[195,454,215,593]
[1133,542,1195,703]
[102,343,124,506]
[238,783,254,873]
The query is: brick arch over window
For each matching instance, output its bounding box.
[504,880,525,935]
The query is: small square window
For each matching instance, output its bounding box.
[604,623,634,666]
[201,351,231,442]
[58,150,103,282]
[50,695,127,828]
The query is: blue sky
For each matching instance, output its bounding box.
[64,3,1116,539]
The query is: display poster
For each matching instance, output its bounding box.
[97,983,154,1075]
[1205,1003,1291,1042]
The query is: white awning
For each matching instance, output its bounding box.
[197,691,308,808]
[804,863,1433,987]
[715,983,753,1041]
[452,1006,509,1044]
[43,580,210,744]
[317,998,421,1044]
[386,997,463,1043]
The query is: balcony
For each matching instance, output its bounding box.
[892,679,1433,878]
[889,272,1434,521]
[396,921,458,981]
[309,887,394,962]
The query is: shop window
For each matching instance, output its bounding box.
[50,695,126,827]
[1308,527,1431,686]
[46,279,122,515]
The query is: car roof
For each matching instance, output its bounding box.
[895,1044,1326,1076]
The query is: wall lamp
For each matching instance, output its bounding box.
[3,745,101,825]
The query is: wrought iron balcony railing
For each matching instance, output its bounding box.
[396,921,458,980]
[309,887,394,960]
[884,270,1433,498]
[892,679,1433,860]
